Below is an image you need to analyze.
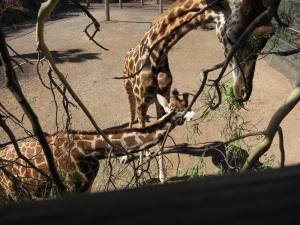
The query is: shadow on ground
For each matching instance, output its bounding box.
[115,20,152,24]
[18,48,101,64]
[125,140,265,183]
[3,13,81,40]
[0,48,101,87]
[164,142,264,172]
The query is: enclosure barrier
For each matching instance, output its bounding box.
[1,165,300,225]
[266,0,300,84]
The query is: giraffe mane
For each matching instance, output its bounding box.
[48,111,175,137]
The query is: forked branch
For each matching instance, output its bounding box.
[71,0,108,51]
[241,84,300,171]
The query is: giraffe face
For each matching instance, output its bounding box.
[229,24,274,100]
[157,89,189,114]
[157,89,194,125]
[169,89,189,112]
[217,0,275,101]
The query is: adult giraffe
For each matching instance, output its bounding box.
[121,0,279,178]
[121,0,279,128]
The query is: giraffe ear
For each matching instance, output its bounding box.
[157,94,171,113]
[253,24,274,38]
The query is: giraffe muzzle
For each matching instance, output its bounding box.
[240,87,248,101]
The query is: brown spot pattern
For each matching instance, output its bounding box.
[78,141,92,150]
[138,134,154,143]
[124,136,138,147]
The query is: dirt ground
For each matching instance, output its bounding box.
[1,3,300,190]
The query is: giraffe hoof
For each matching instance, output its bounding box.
[159,174,166,184]
[137,169,142,177]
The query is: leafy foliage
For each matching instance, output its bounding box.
[185,157,205,180]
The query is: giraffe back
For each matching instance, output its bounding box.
[0,133,99,200]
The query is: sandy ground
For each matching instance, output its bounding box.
[1,3,299,190]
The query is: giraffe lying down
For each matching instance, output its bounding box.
[0,89,193,201]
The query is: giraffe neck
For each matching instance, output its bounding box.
[62,111,176,160]
[140,0,230,67]
[0,111,177,196]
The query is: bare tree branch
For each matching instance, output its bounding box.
[71,0,108,51]
[6,43,33,65]
[36,0,118,151]
[241,84,300,171]
[0,29,66,195]
[261,47,300,56]
[277,126,285,168]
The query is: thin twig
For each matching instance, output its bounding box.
[71,0,108,51]
[6,43,33,65]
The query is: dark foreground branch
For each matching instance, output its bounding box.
[0,29,66,195]
[261,47,300,56]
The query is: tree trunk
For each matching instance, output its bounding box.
[105,0,110,21]
[159,0,163,13]
[141,0,144,6]
[119,0,123,8]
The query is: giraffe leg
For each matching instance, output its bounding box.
[155,70,172,183]
[156,68,172,119]
[158,145,166,184]
[136,101,149,128]
[125,80,136,128]
[136,102,149,176]
[135,67,156,177]
[154,98,167,183]
[120,80,136,164]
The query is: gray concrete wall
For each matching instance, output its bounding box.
[265,0,300,85]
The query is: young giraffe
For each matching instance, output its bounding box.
[123,0,276,127]
[0,91,193,201]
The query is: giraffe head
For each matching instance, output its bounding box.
[157,89,194,125]
[217,0,276,101]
